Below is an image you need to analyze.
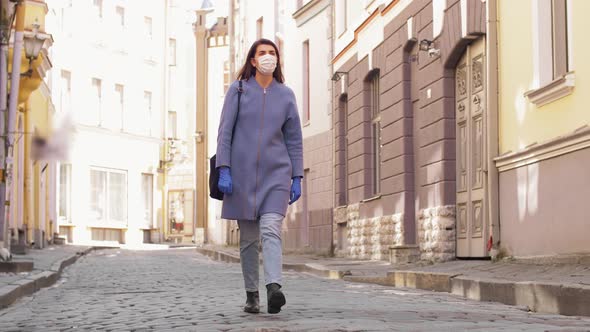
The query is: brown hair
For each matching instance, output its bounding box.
[237,39,284,83]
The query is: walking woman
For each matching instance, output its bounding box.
[215,39,303,314]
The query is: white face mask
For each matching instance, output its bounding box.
[256,54,277,76]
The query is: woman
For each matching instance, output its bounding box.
[215,39,303,314]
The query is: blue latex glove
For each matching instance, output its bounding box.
[218,166,233,194]
[289,177,302,205]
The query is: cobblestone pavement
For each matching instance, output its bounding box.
[0,249,589,332]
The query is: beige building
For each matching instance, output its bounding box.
[193,0,231,245]
[47,0,171,245]
[494,0,589,257]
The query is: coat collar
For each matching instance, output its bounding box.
[245,76,278,91]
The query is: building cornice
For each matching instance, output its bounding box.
[494,126,590,172]
[332,0,403,65]
[293,0,326,19]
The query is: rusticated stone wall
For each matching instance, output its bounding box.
[418,205,456,262]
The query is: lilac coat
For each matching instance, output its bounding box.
[215,78,303,221]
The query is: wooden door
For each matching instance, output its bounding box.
[455,38,488,257]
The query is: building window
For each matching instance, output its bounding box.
[302,40,310,124]
[168,111,177,139]
[116,6,125,28]
[535,0,571,86]
[144,91,152,135]
[337,95,348,206]
[256,17,263,39]
[368,70,381,195]
[115,84,124,130]
[144,16,153,40]
[60,70,71,114]
[169,38,177,66]
[223,61,230,93]
[58,164,72,223]
[91,78,102,125]
[277,38,284,70]
[93,0,103,19]
[526,0,573,106]
[61,1,73,33]
[90,168,127,224]
[141,174,153,229]
[335,0,347,37]
[551,0,568,79]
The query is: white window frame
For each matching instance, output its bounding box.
[302,40,310,125]
[168,111,177,139]
[58,164,72,224]
[527,0,574,107]
[60,70,71,114]
[144,91,152,135]
[369,71,381,196]
[91,78,102,126]
[141,173,154,229]
[144,16,153,40]
[115,84,124,130]
[256,17,264,39]
[93,0,103,19]
[89,167,128,226]
[169,38,177,66]
[116,6,125,28]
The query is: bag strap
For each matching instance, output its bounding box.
[230,80,243,145]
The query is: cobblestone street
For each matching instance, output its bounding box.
[0,249,589,331]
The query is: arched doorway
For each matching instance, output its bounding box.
[455,37,488,258]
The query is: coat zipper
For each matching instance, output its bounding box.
[253,88,267,219]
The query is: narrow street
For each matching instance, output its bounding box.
[0,249,588,331]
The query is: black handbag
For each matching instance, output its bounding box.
[210,80,243,200]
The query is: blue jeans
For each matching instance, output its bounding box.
[238,213,283,292]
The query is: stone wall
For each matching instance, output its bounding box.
[418,205,456,262]
[334,204,405,261]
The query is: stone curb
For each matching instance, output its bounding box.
[0,246,107,309]
[197,247,590,317]
[346,271,590,317]
[195,248,347,280]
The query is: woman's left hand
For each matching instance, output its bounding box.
[289,177,302,205]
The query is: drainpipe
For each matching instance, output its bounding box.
[0,42,8,249]
[485,0,501,258]
[7,1,25,246]
[23,102,33,245]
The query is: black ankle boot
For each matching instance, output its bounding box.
[244,291,260,313]
[266,283,286,314]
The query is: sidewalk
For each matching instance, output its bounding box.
[0,245,99,308]
[196,245,590,317]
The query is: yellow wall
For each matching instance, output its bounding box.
[498,0,590,154]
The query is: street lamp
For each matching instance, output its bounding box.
[331,71,348,82]
[419,39,440,58]
[21,22,49,77]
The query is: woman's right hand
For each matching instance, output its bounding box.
[218,166,233,194]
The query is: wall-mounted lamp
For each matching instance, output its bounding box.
[331,71,348,82]
[21,23,50,77]
[419,39,440,57]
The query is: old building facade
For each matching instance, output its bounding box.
[494,0,589,257]
[332,0,494,261]
[47,0,169,246]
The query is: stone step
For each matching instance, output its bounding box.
[389,245,420,264]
